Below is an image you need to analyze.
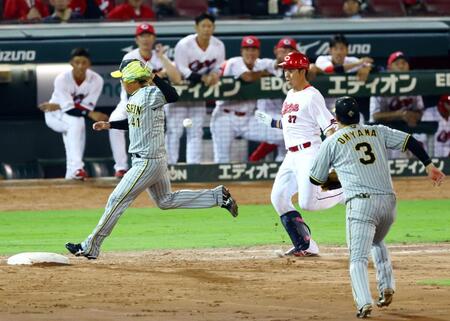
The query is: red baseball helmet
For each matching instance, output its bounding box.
[278,52,310,70]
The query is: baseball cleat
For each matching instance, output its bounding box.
[65,243,96,260]
[284,239,320,257]
[73,169,88,180]
[356,304,372,318]
[221,186,238,217]
[377,288,394,308]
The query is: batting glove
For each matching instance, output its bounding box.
[255,110,272,127]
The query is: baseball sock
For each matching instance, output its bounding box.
[249,142,277,162]
[280,211,311,251]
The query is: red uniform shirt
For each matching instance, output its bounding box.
[3,0,49,20]
[107,3,155,20]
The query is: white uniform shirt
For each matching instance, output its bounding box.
[315,55,361,74]
[369,95,425,122]
[281,86,336,148]
[216,56,273,113]
[118,48,164,104]
[174,34,225,79]
[419,107,450,157]
[49,69,103,112]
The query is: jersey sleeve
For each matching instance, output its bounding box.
[224,58,248,79]
[174,39,192,79]
[147,87,167,109]
[310,91,336,134]
[377,125,410,152]
[315,56,333,73]
[79,74,103,111]
[49,75,74,112]
[212,40,226,74]
[369,96,382,122]
[310,140,333,184]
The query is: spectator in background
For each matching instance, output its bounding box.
[315,34,373,117]
[370,51,424,158]
[166,13,225,164]
[418,95,450,157]
[282,0,315,17]
[154,0,176,18]
[343,0,362,19]
[210,36,283,163]
[38,48,108,180]
[44,0,82,22]
[70,0,115,19]
[3,0,49,22]
[107,0,155,20]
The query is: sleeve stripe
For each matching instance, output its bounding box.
[402,134,411,152]
[310,175,326,185]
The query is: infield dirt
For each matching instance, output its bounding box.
[0,178,449,321]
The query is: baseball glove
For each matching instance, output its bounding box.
[321,170,342,191]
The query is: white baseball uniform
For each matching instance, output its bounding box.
[210,56,284,163]
[315,55,365,114]
[370,95,424,158]
[255,60,286,160]
[166,34,225,164]
[44,69,103,179]
[271,85,344,215]
[109,48,164,172]
[417,106,450,157]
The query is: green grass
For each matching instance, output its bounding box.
[0,199,449,255]
[417,279,450,286]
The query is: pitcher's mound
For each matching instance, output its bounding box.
[7,252,69,266]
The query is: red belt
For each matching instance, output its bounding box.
[288,142,312,152]
[223,109,246,117]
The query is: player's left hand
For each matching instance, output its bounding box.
[255,110,272,127]
[154,43,167,58]
[425,163,445,186]
[321,170,342,191]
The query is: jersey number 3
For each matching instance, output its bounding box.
[355,142,376,165]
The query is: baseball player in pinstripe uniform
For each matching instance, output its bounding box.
[65,60,238,259]
[310,96,445,318]
[109,23,181,178]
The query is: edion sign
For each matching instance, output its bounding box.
[0,50,36,62]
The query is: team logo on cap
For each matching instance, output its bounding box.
[246,38,254,45]
[285,55,291,61]
[141,24,149,30]
[283,39,291,45]
[348,110,355,117]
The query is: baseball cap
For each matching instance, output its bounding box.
[276,37,297,50]
[136,23,155,36]
[111,60,152,83]
[241,36,260,49]
[387,51,408,67]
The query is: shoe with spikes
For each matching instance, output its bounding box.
[377,288,394,308]
[221,186,238,217]
[65,242,96,260]
[356,304,372,319]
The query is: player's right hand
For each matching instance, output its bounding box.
[92,121,111,131]
[425,163,445,186]
[255,110,272,127]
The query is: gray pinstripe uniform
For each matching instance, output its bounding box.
[310,124,410,310]
[81,85,224,258]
